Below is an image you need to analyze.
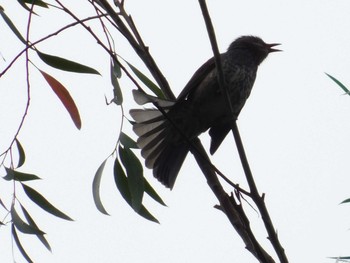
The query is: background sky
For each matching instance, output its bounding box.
[1,1,350,262]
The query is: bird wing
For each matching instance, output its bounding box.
[177,55,224,101]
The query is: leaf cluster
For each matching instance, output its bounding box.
[1,1,169,261]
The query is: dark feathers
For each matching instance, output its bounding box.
[130,35,280,188]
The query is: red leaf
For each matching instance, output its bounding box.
[39,70,81,129]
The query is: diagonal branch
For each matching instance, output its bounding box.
[191,139,275,263]
[95,0,175,99]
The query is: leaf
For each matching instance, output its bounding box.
[4,168,41,181]
[11,205,45,235]
[125,61,164,98]
[329,256,350,260]
[114,157,132,205]
[138,205,159,224]
[144,178,166,206]
[0,6,27,44]
[119,132,138,149]
[20,204,51,252]
[39,70,82,129]
[340,198,350,204]
[15,139,26,168]
[92,159,110,215]
[0,198,8,211]
[37,51,100,75]
[111,58,123,105]
[113,158,159,223]
[21,183,73,221]
[118,146,144,212]
[325,73,350,95]
[11,224,34,263]
[19,0,49,8]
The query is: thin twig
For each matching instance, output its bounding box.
[96,0,175,99]
[0,14,106,78]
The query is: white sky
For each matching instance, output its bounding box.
[1,1,350,262]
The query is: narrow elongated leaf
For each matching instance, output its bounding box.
[113,158,159,223]
[0,198,8,211]
[111,58,123,105]
[39,70,81,129]
[20,204,51,252]
[37,51,100,75]
[144,178,166,206]
[138,205,159,223]
[340,198,350,204]
[119,132,138,149]
[12,224,34,263]
[11,205,45,235]
[15,139,26,168]
[325,73,350,95]
[118,146,144,212]
[21,183,73,221]
[19,0,49,8]
[329,256,350,260]
[4,168,40,181]
[114,157,132,205]
[125,61,164,98]
[0,6,26,44]
[92,159,110,215]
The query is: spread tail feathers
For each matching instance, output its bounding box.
[129,90,190,189]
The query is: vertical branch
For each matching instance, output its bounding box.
[198,1,288,263]
[191,140,275,263]
[198,0,235,117]
[233,124,289,263]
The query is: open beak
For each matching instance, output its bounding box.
[267,43,282,52]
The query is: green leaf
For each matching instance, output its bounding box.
[11,224,34,263]
[113,158,159,223]
[125,61,164,98]
[0,198,8,211]
[37,51,100,75]
[325,73,350,95]
[39,69,82,129]
[15,139,26,168]
[329,256,350,260]
[340,198,350,204]
[21,183,73,221]
[138,206,159,223]
[92,159,110,215]
[118,146,144,212]
[114,157,132,205]
[0,6,27,44]
[19,0,49,8]
[11,205,45,235]
[4,168,41,181]
[144,178,166,206]
[20,204,51,252]
[111,58,123,105]
[119,132,138,149]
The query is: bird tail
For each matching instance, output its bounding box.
[129,90,190,189]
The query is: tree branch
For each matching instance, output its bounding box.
[51,1,287,262]
[198,0,288,262]
[96,0,175,99]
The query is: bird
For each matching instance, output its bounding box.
[129,35,280,189]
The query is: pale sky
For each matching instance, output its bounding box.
[1,1,350,262]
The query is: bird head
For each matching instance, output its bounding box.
[228,35,281,65]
